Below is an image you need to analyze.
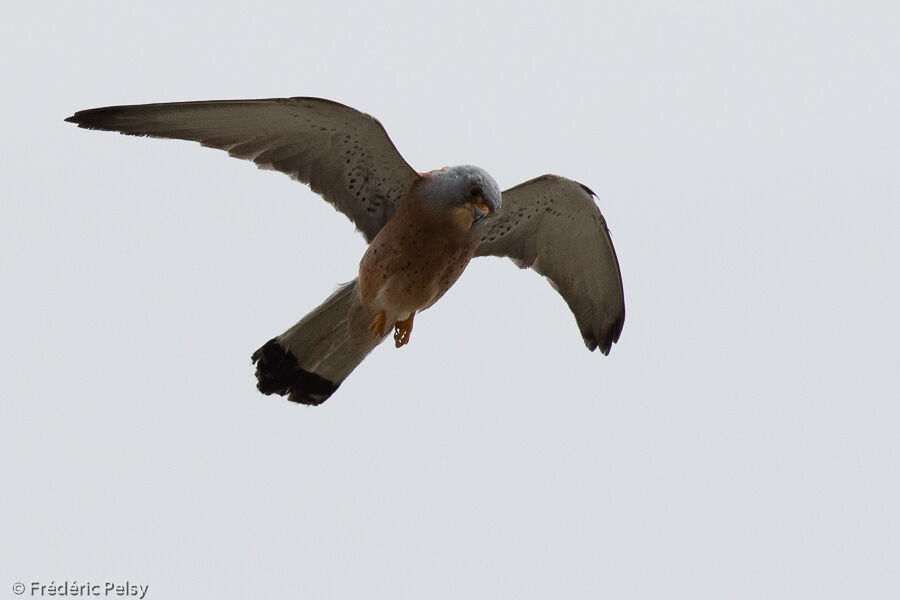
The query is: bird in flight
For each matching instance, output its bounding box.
[66,97,625,405]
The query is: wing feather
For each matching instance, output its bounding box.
[65,97,420,242]
[475,175,625,354]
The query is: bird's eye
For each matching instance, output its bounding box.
[469,186,482,198]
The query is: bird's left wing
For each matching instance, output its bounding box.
[66,97,420,242]
[475,175,625,354]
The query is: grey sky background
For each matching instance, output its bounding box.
[3,1,898,598]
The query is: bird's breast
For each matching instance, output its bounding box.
[358,203,478,317]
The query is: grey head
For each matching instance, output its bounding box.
[420,165,502,222]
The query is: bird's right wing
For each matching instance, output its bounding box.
[475,175,625,354]
[66,97,421,242]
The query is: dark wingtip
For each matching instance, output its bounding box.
[582,314,625,356]
[598,340,612,355]
[64,108,101,127]
[63,106,131,131]
[251,339,339,406]
[583,335,608,355]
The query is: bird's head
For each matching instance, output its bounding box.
[422,165,502,229]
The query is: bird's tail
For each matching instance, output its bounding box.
[251,279,385,405]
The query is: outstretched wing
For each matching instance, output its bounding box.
[475,175,625,354]
[65,97,421,242]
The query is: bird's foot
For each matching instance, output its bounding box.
[368,309,387,339]
[393,313,415,348]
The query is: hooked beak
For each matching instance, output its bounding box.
[472,200,491,223]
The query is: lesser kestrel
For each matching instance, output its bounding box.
[66,97,625,405]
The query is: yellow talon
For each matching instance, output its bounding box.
[393,313,415,348]
[368,310,387,339]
